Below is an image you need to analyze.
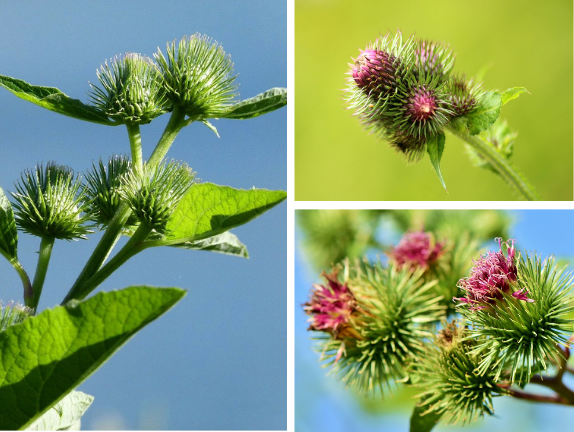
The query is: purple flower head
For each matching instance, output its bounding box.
[456,238,534,310]
[406,85,438,122]
[351,49,397,98]
[387,230,445,271]
[304,270,362,339]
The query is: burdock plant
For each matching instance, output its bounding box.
[303,236,574,431]
[0,33,286,430]
[345,31,537,200]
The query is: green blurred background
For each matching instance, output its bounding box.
[295,0,572,201]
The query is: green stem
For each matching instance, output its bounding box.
[70,223,153,301]
[10,259,33,307]
[126,123,143,175]
[148,106,187,168]
[30,236,55,312]
[63,204,132,303]
[64,106,189,304]
[445,125,539,201]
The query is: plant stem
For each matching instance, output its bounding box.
[148,106,187,168]
[499,385,572,405]
[63,204,132,303]
[445,125,539,201]
[29,236,55,312]
[71,223,153,300]
[528,374,574,405]
[64,107,189,304]
[126,123,143,175]
[10,259,33,307]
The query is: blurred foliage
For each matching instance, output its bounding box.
[297,210,512,272]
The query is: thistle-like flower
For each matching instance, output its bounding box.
[90,53,166,125]
[456,238,532,309]
[387,230,445,272]
[303,268,363,340]
[306,258,444,395]
[83,155,139,228]
[12,162,91,240]
[154,34,237,119]
[458,244,574,383]
[446,73,483,116]
[119,160,195,233]
[345,32,416,122]
[413,324,500,425]
[351,49,398,100]
[391,79,453,140]
[414,40,454,79]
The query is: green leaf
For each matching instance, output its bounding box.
[0,185,17,261]
[164,183,286,244]
[171,231,249,258]
[501,87,529,106]
[202,119,220,137]
[0,75,118,126]
[464,91,502,135]
[26,390,93,431]
[426,132,447,191]
[0,286,185,430]
[220,88,287,119]
[410,403,442,432]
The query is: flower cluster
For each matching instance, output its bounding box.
[346,32,483,162]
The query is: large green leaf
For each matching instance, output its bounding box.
[219,88,287,119]
[0,75,117,126]
[163,183,286,244]
[26,390,93,431]
[0,286,185,430]
[0,185,17,261]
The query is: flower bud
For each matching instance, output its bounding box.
[119,161,195,233]
[90,53,166,125]
[154,34,237,119]
[351,49,398,99]
[12,162,91,240]
[305,258,444,395]
[387,230,445,271]
[414,325,499,425]
[394,82,452,139]
[446,73,483,116]
[414,40,454,79]
[83,155,139,228]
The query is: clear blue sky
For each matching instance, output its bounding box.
[0,1,286,430]
[296,210,574,432]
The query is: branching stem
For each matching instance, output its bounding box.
[126,123,143,176]
[29,236,55,312]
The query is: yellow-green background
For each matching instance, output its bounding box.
[295,0,573,201]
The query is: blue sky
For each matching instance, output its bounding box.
[0,1,286,430]
[296,210,574,432]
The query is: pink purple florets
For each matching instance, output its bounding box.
[407,86,438,122]
[303,270,360,338]
[456,238,534,310]
[352,49,396,97]
[387,230,445,271]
